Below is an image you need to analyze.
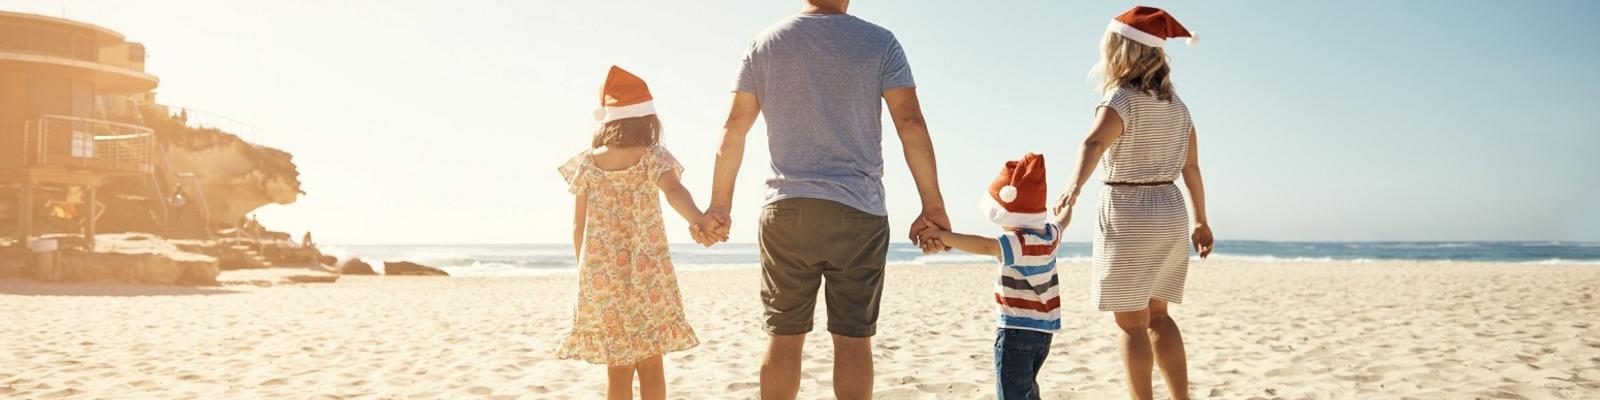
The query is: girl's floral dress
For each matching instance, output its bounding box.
[556,144,698,365]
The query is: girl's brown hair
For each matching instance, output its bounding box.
[1099,32,1176,101]
[591,115,661,148]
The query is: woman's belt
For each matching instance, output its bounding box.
[1104,181,1174,187]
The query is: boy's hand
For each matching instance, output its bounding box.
[1053,204,1074,230]
[913,215,951,254]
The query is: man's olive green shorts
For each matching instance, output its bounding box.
[758,197,889,338]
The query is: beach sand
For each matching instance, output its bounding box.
[2,260,1598,399]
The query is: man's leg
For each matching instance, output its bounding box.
[832,334,873,400]
[761,334,807,400]
[819,202,889,400]
[758,199,823,400]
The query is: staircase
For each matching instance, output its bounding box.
[164,210,211,240]
[216,238,273,270]
[230,242,274,269]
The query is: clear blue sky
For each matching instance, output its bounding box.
[5,0,1597,243]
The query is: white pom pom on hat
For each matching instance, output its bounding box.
[1186,31,1198,47]
[998,185,1018,203]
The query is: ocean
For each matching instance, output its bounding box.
[322,241,1600,277]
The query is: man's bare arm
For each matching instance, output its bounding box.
[883,87,948,251]
[704,92,762,239]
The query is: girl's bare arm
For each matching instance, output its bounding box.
[656,170,706,226]
[572,193,587,261]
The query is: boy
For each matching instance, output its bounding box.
[921,153,1067,400]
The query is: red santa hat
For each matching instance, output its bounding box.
[593,65,656,123]
[981,153,1048,228]
[1108,6,1197,47]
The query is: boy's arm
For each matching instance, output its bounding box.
[1050,205,1073,230]
[925,230,1001,257]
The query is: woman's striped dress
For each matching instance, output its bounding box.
[1091,87,1193,312]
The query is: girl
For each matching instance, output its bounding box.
[1051,7,1214,400]
[557,66,707,400]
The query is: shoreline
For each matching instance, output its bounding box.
[313,256,1600,278]
[3,260,1598,398]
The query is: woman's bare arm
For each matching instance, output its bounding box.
[572,193,587,260]
[1052,107,1126,218]
[1181,127,1214,257]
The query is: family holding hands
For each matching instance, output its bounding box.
[557,2,1214,399]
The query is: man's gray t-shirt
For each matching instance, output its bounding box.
[734,13,914,216]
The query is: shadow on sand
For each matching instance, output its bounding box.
[0,279,243,297]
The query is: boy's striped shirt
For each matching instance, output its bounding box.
[995,223,1062,332]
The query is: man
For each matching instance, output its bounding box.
[170,184,188,224]
[698,1,949,398]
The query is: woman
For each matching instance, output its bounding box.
[1053,7,1214,400]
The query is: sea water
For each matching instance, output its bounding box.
[322,241,1600,277]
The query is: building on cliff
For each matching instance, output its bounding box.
[0,10,161,251]
[1,10,302,252]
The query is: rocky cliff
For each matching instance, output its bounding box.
[95,107,303,236]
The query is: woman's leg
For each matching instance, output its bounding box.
[1147,299,1189,400]
[1114,308,1154,400]
[636,355,666,400]
[606,363,636,400]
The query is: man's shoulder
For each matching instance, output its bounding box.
[757,14,895,41]
[840,14,894,36]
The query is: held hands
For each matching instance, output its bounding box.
[909,207,952,255]
[1050,189,1078,224]
[688,207,732,247]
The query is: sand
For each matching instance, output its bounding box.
[2,260,1598,399]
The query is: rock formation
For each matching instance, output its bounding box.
[40,233,220,285]
[93,106,303,238]
[339,258,375,275]
[382,261,449,277]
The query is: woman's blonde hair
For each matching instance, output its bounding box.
[591,115,661,148]
[1098,32,1175,101]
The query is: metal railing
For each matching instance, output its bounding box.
[161,105,265,147]
[175,172,213,240]
[22,114,156,174]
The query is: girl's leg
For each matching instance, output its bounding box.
[1114,308,1154,400]
[1147,299,1190,400]
[636,355,666,400]
[606,363,636,400]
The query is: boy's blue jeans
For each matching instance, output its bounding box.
[994,328,1053,400]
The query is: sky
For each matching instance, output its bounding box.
[4,0,1597,244]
